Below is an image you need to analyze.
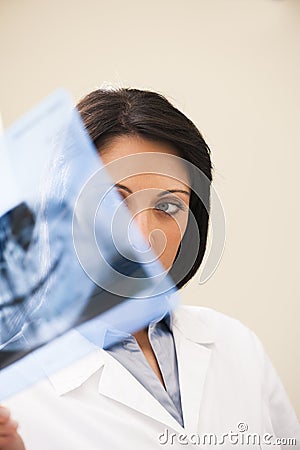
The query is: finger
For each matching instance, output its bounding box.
[0,432,25,450]
[0,419,18,436]
[0,434,17,446]
[0,406,10,424]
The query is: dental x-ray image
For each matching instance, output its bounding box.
[0,90,179,399]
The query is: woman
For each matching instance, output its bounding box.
[0,88,299,450]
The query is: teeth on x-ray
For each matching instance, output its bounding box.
[0,89,179,397]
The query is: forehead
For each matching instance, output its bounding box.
[99,135,190,188]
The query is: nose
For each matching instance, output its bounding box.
[133,209,153,246]
[133,209,167,258]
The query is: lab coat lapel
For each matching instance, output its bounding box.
[48,307,215,434]
[97,349,185,433]
[171,307,215,433]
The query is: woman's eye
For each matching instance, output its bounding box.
[155,201,184,216]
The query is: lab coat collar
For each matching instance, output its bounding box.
[170,305,216,344]
[47,305,216,433]
[45,331,106,396]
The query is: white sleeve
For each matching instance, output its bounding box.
[251,331,300,448]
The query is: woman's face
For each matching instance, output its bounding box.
[99,135,191,271]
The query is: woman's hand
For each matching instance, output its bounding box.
[0,406,25,450]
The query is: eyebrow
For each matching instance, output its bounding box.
[114,183,132,194]
[157,189,190,197]
[115,183,190,197]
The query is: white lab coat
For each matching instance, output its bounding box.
[5,305,300,450]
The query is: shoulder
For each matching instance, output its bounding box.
[172,304,265,361]
[173,306,300,436]
[173,303,256,337]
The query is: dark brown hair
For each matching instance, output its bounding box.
[77,88,213,290]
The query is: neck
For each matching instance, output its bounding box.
[132,327,150,351]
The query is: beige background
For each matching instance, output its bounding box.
[0,0,299,417]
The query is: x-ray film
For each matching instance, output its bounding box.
[0,89,179,399]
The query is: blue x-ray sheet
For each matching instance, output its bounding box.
[0,89,179,400]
